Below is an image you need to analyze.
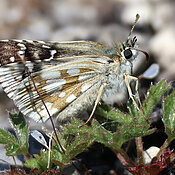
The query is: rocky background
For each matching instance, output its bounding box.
[0,0,174,174]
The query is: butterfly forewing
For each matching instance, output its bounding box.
[0,40,108,66]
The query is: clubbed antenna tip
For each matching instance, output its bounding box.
[128,14,140,40]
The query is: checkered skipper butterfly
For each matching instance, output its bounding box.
[0,14,147,123]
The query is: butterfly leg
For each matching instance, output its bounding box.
[126,74,142,108]
[123,73,142,111]
[84,83,106,125]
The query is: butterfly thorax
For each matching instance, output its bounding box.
[101,59,133,101]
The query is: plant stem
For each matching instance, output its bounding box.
[112,147,135,167]
[136,137,144,164]
[157,137,173,158]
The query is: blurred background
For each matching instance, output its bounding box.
[0,0,174,173]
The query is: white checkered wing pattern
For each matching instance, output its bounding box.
[0,54,111,122]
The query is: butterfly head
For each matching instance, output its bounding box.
[120,36,138,63]
[119,14,149,63]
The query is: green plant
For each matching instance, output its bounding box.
[0,80,174,175]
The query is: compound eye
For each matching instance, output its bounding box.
[124,49,133,59]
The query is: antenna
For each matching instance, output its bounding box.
[128,14,140,40]
[127,14,150,62]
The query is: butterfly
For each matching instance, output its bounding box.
[0,14,146,123]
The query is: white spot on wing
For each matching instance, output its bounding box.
[66,94,76,103]
[10,57,15,62]
[59,92,66,98]
[17,43,26,50]
[41,71,61,79]
[50,50,56,59]
[67,69,80,76]
[43,79,66,91]
[42,45,50,49]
